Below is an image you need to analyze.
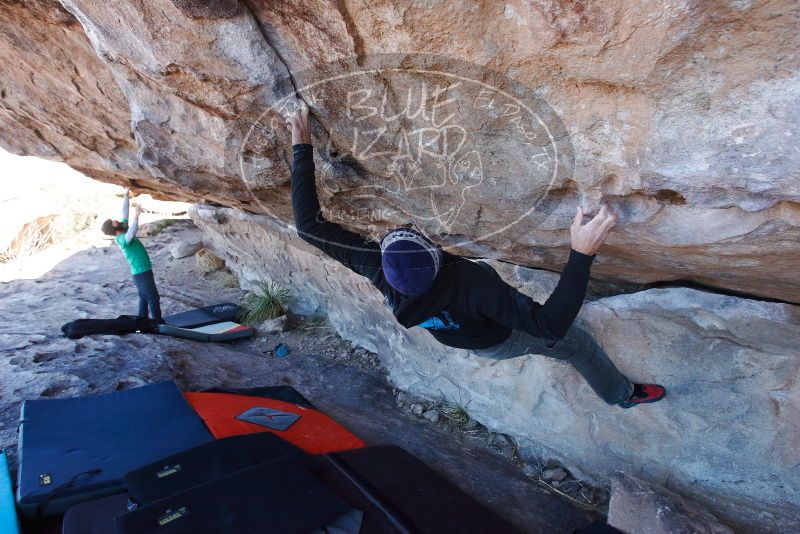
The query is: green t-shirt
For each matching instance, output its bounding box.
[115,218,152,275]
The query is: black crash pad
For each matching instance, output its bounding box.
[156,321,254,342]
[115,457,350,534]
[163,303,242,329]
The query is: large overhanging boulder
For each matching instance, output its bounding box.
[0,0,797,302]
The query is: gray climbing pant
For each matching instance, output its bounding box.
[132,269,162,322]
[472,324,632,405]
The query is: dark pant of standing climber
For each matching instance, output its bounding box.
[473,324,632,405]
[132,270,162,323]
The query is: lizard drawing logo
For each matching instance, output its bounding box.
[232,54,573,249]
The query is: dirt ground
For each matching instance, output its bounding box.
[0,218,603,532]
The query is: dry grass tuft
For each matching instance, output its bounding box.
[433,401,472,428]
[212,270,240,289]
[0,222,52,263]
[195,248,225,273]
[1,213,95,263]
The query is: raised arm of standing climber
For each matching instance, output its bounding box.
[123,201,142,245]
[115,187,139,244]
[121,188,130,220]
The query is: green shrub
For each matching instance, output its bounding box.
[239,280,289,325]
[149,218,178,236]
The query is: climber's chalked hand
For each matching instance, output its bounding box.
[570,203,617,256]
[285,100,311,146]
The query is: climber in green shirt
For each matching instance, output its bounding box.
[101,188,162,322]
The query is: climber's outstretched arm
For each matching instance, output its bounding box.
[123,204,142,244]
[478,205,617,340]
[121,187,130,220]
[477,249,594,340]
[286,104,382,282]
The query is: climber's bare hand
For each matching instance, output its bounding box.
[285,101,311,145]
[570,204,617,256]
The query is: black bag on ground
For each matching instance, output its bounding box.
[62,493,129,534]
[61,315,156,339]
[122,433,308,506]
[115,457,350,534]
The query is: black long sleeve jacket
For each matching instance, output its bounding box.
[291,144,595,350]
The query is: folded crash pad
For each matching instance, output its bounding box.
[185,392,365,454]
[122,432,307,506]
[115,457,350,534]
[157,321,254,342]
[69,493,363,534]
[62,493,129,534]
[328,445,520,534]
[163,303,242,329]
[0,451,20,534]
[16,381,212,517]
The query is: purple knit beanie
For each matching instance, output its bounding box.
[380,228,442,297]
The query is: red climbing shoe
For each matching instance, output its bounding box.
[618,383,666,409]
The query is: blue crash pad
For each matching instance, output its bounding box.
[16,381,212,516]
[1,450,20,534]
[164,303,242,329]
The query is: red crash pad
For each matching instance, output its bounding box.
[185,392,364,454]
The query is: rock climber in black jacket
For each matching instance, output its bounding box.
[286,104,665,408]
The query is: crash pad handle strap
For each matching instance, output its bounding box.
[322,455,412,534]
[35,468,101,518]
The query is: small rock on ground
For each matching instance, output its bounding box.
[608,473,734,534]
[543,467,569,482]
[423,409,441,423]
[256,315,288,336]
[170,240,202,259]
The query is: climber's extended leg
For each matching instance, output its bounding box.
[473,325,664,407]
